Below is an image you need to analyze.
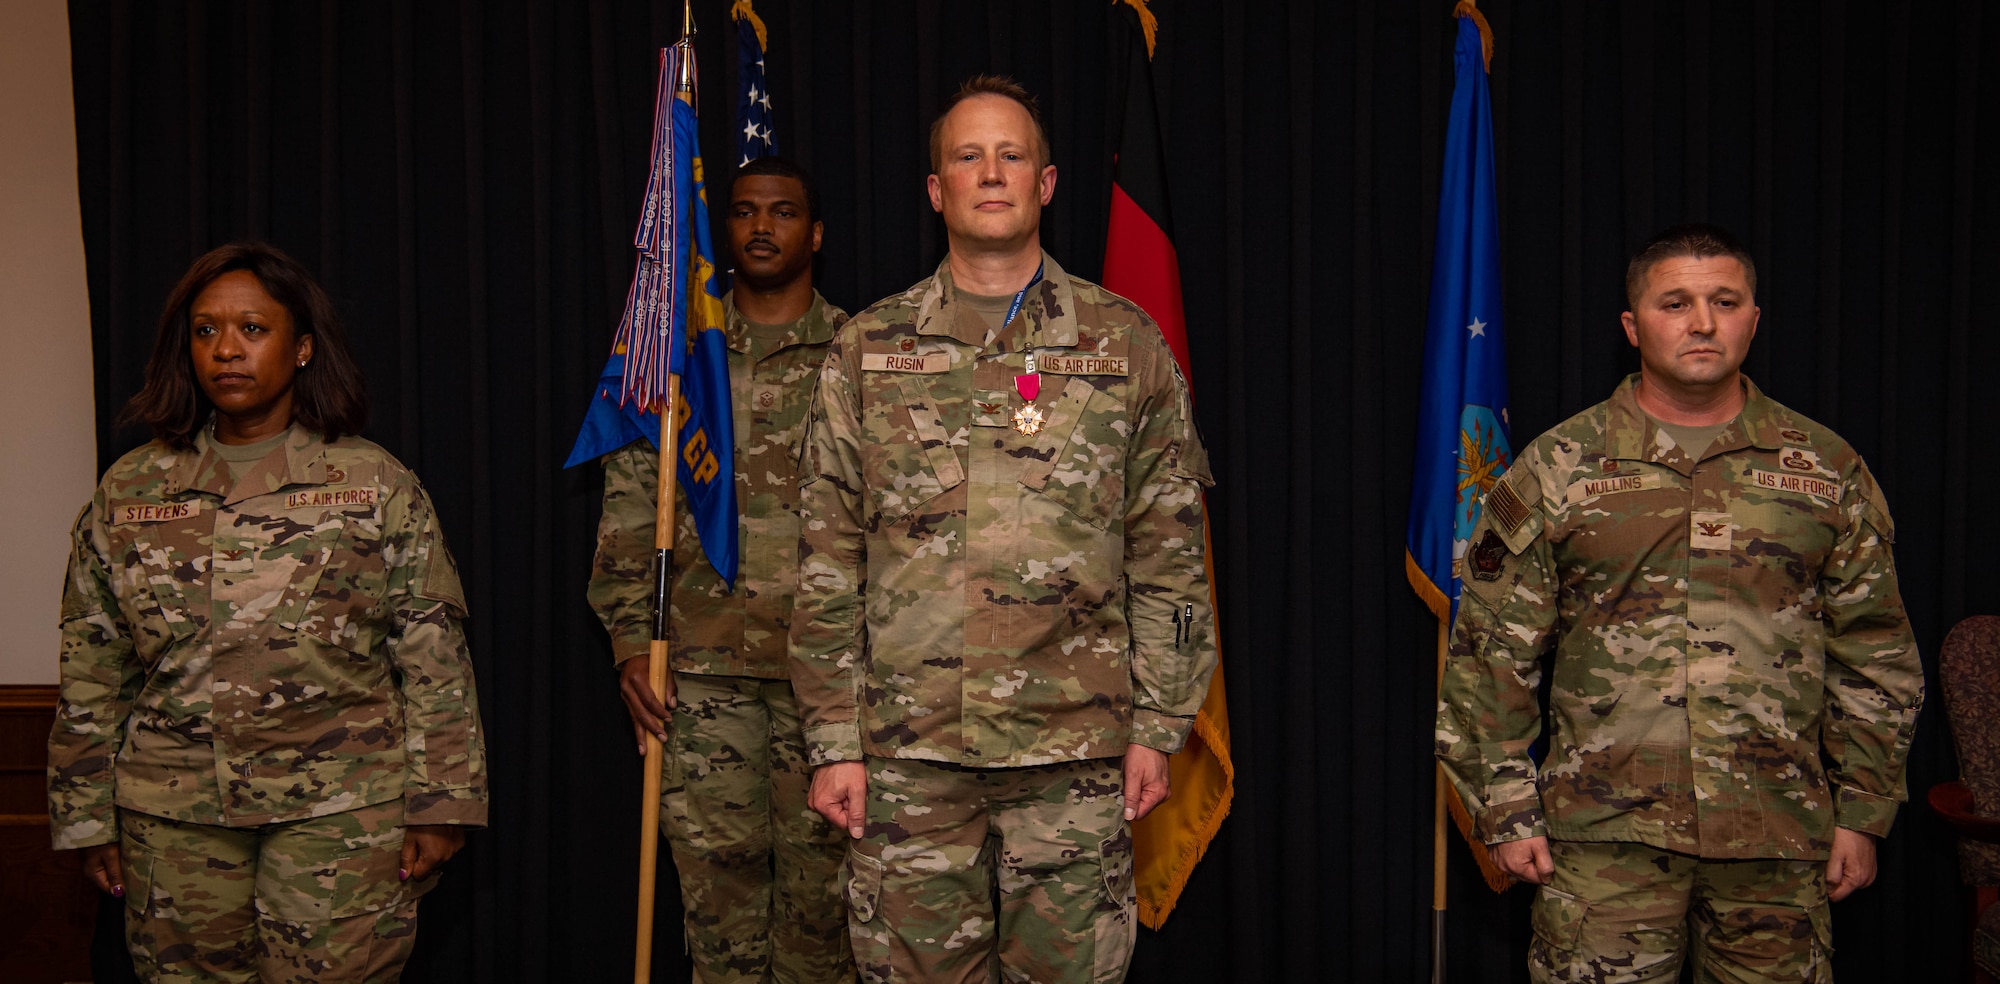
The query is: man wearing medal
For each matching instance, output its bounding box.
[789,75,1219,983]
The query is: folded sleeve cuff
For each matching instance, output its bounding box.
[1476,797,1548,844]
[1130,709,1193,755]
[1835,786,1901,839]
[804,722,863,767]
[404,785,489,827]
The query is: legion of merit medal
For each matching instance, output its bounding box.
[1013,351,1043,435]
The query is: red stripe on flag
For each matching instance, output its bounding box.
[1103,180,1190,377]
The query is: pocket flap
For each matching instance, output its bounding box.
[1530,885,1589,952]
[846,850,883,924]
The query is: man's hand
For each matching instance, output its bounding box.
[1826,827,1877,902]
[1122,745,1172,822]
[1493,835,1554,886]
[400,824,467,882]
[810,761,868,839]
[618,654,676,756]
[80,843,124,898]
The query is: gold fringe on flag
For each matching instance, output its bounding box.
[1453,0,1493,73]
[1445,774,1513,893]
[730,0,769,53]
[1114,0,1159,61]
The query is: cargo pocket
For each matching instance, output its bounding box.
[1804,899,1835,981]
[257,834,415,930]
[845,850,883,924]
[1091,828,1137,983]
[120,836,155,917]
[844,849,889,976]
[1530,885,1589,956]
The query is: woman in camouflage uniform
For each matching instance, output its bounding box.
[48,243,488,983]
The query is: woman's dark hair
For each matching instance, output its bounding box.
[120,241,368,448]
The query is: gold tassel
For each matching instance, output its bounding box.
[1114,0,1159,61]
[1453,0,1494,74]
[730,0,769,53]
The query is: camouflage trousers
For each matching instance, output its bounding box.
[664,672,852,984]
[843,757,1136,984]
[117,799,436,983]
[1530,840,1833,984]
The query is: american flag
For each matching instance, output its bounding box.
[733,1,777,165]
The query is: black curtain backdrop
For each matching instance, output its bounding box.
[64,1,1997,981]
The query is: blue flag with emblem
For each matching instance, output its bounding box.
[1406,12,1510,623]
[567,44,738,588]
[732,1,777,166]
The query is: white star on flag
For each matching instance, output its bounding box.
[1466,317,1487,338]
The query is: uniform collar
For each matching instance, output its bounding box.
[165,421,329,504]
[722,289,840,355]
[1602,373,1786,469]
[914,249,1080,350]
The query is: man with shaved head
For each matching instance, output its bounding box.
[790,76,1217,983]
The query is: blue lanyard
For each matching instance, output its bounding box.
[1002,262,1046,331]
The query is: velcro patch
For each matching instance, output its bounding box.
[1565,471,1662,504]
[1752,469,1837,502]
[1690,511,1734,551]
[1777,447,1827,474]
[861,352,950,373]
[286,487,379,509]
[1036,354,1129,376]
[113,500,199,525]
[1469,530,1509,580]
[1484,476,1531,536]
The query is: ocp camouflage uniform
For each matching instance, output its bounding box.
[1436,375,1923,983]
[49,424,487,983]
[791,254,1217,983]
[589,290,854,984]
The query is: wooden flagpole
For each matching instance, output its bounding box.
[1432,616,1449,984]
[635,8,698,980]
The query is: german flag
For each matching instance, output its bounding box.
[1101,0,1236,931]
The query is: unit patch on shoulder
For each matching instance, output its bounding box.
[1470,530,1509,581]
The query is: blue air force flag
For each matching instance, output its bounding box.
[567,44,739,588]
[1405,13,1511,622]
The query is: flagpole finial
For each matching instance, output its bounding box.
[1452,0,1494,73]
[681,0,697,43]
[731,0,769,53]
[1113,0,1159,61]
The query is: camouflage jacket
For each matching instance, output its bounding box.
[1436,375,1922,860]
[589,290,846,678]
[49,426,487,849]
[790,253,1217,769]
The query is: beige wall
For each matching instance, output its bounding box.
[0,0,97,684]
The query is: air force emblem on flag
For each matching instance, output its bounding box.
[1452,404,1512,561]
